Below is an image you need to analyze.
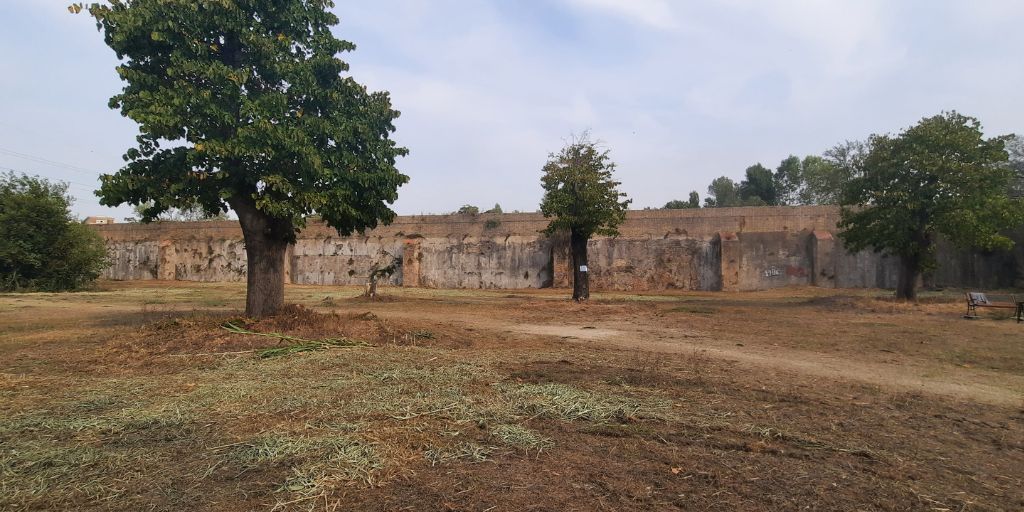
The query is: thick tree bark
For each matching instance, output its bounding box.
[229,195,291,317]
[895,254,920,301]
[570,229,590,301]
[895,232,931,301]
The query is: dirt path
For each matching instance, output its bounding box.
[373,307,1024,407]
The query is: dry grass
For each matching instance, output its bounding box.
[0,282,1022,510]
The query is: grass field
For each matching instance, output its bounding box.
[1,281,1022,511]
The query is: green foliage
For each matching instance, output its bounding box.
[539,136,631,238]
[774,156,802,205]
[687,191,700,208]
[82,0,408,241]
[1006,135,1024,199]
[484,203,503,214]
[839,111,1023,271]
[663,191,699,209]
[704,176,740,207]
[738,164,778,206]
[807,141,867,205]
[455,205,480,215]
[0,172,108,291]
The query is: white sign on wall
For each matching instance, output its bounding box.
[579,265,588,272]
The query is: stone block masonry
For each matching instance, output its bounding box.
[90,206,1023,291]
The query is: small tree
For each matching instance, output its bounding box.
[663,191,699,209]
[455,205,480,215]
[484,203,503,214]
[0,172,108,291]
[774,156,802,205]
[81,1,408,317]
[540,136,630,301]
[363,254,401,300]
[704,176,740,207]
[839,112,1023,300]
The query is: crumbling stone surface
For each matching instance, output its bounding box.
[90,207,1022,291]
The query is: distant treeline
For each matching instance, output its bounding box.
[663,135,1024,209]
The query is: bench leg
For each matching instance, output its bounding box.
[965,303,977,319]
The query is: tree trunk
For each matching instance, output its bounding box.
[230,195,290,317]
[895,254,920,301]
[895,231,933,301]
[570,229,590,301]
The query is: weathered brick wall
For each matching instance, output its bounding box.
[90,206,1022,291]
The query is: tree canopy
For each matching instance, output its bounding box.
[774,156,802,205]
[664,191,699,209]
[839,111,1023,299]
[738,164,778,206]
[0,172,108,291]
[82,0,408,315]
[539,137,631,238]
[704,176,740,207]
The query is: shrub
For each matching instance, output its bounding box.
[0,172,108,291]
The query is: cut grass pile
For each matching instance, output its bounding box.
[222,321,369,358]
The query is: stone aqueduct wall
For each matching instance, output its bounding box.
[92,206,1024,291]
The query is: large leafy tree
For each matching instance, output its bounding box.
[0,172,108,291]
[839,112,1023,300]
[738,164,778,206]
[540,136,630,301]
[80,0,408,316]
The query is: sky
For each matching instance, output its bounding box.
[2,0,1023,219]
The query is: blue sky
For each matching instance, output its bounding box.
[2,0,1023,219]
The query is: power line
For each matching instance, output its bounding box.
[0,166,97,191]
[0,146,107,176]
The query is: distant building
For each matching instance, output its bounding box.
[83,216,115,225]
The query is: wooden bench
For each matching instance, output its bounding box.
[964,292,1022,323]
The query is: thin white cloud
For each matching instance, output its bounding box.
[563,0,680,30]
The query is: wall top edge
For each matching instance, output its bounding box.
[90,205,842,241]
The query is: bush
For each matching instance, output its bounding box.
[0,172,108,291]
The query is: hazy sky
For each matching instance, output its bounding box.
[2,0,1023,219]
